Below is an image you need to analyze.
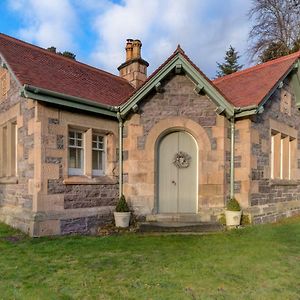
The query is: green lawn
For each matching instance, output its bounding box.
[1,218,300,300]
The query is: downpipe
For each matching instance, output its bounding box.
[117,112,123,197]
[230,117,235,199]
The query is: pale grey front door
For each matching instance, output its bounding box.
[158,131,197,213]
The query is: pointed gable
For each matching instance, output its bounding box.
[121,46,234,118]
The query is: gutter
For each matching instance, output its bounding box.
[117,112,123,197]
[234,105,262,118]
[22,84,119,117]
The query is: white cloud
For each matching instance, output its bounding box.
[87,0,252,78]
[8,0,253,78]
[8,0,77,51]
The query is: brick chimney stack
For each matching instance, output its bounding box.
[118,39,149,88]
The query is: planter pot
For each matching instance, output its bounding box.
[225,210,242,226]
[114,212,131,228]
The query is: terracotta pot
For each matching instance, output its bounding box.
[114,212,131,228]
[225,210,242,226]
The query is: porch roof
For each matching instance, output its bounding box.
[0,33,134,107]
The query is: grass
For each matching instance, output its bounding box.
[1,218,300,300]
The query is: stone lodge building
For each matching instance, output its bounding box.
[1,33,300,236]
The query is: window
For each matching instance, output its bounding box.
[68,130,84,175]
[68,129,106,177]
[271,131,295,180]
[0,120,17,178]
[92,134,105,176]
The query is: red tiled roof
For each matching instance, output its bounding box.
[1,33,299,110]
[213,52,300,107]
[0,33,134,106]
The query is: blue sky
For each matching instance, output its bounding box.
[1,0,253,78]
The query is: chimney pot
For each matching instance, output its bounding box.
[132,39,142,59]
[118,39,149,88]
[125,39,133,61]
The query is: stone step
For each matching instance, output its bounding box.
[138,222,224,233]
[146,213,212,223]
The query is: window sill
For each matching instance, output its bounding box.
[63,175,117,185]
[269,179,299,186]
[0,176,18,184]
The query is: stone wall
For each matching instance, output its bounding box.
[31,104,119,236]
[0,62,35,233]
[242,78,300,223]
[123,72,229,221]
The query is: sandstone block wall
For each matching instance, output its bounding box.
[31,105,119,235]
[123,72,229,221]
[0,62,35,233]
[237,78,300,223]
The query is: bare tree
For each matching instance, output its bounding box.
[248,0,300,62]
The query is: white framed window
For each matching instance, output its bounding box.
[271,134,275,179]
[0,120,17,178]
[92,134,105,176]
[271,131,295,180]
[68,130,84,175]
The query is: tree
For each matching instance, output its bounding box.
[248,0,300,63]
[259,41,290,63]
[215,45,243,78]
[46,47,76,60]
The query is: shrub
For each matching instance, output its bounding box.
[241,214,251,225]
[218,213,226,225]
[116,195,130,212]
[226,198,241,211]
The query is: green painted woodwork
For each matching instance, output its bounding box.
[120,52,235,118]
[291,64,300,107]
[117,112,124,196]
[158,131,197,213]
[194,83,204,94]
[230,118,235,199]
[22,86,118,118]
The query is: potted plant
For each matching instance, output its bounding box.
[114,195,131,228]
[225,197,242,226]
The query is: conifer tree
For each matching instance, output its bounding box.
[215,45,243,78]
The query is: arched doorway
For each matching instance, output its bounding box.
[157,131,198,213]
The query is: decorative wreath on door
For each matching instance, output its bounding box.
[173,151,191,168]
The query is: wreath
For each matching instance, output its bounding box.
[173,151,191,168]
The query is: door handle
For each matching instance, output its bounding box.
[171,180,176,185]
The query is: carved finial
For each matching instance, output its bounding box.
[174,44,185,54]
